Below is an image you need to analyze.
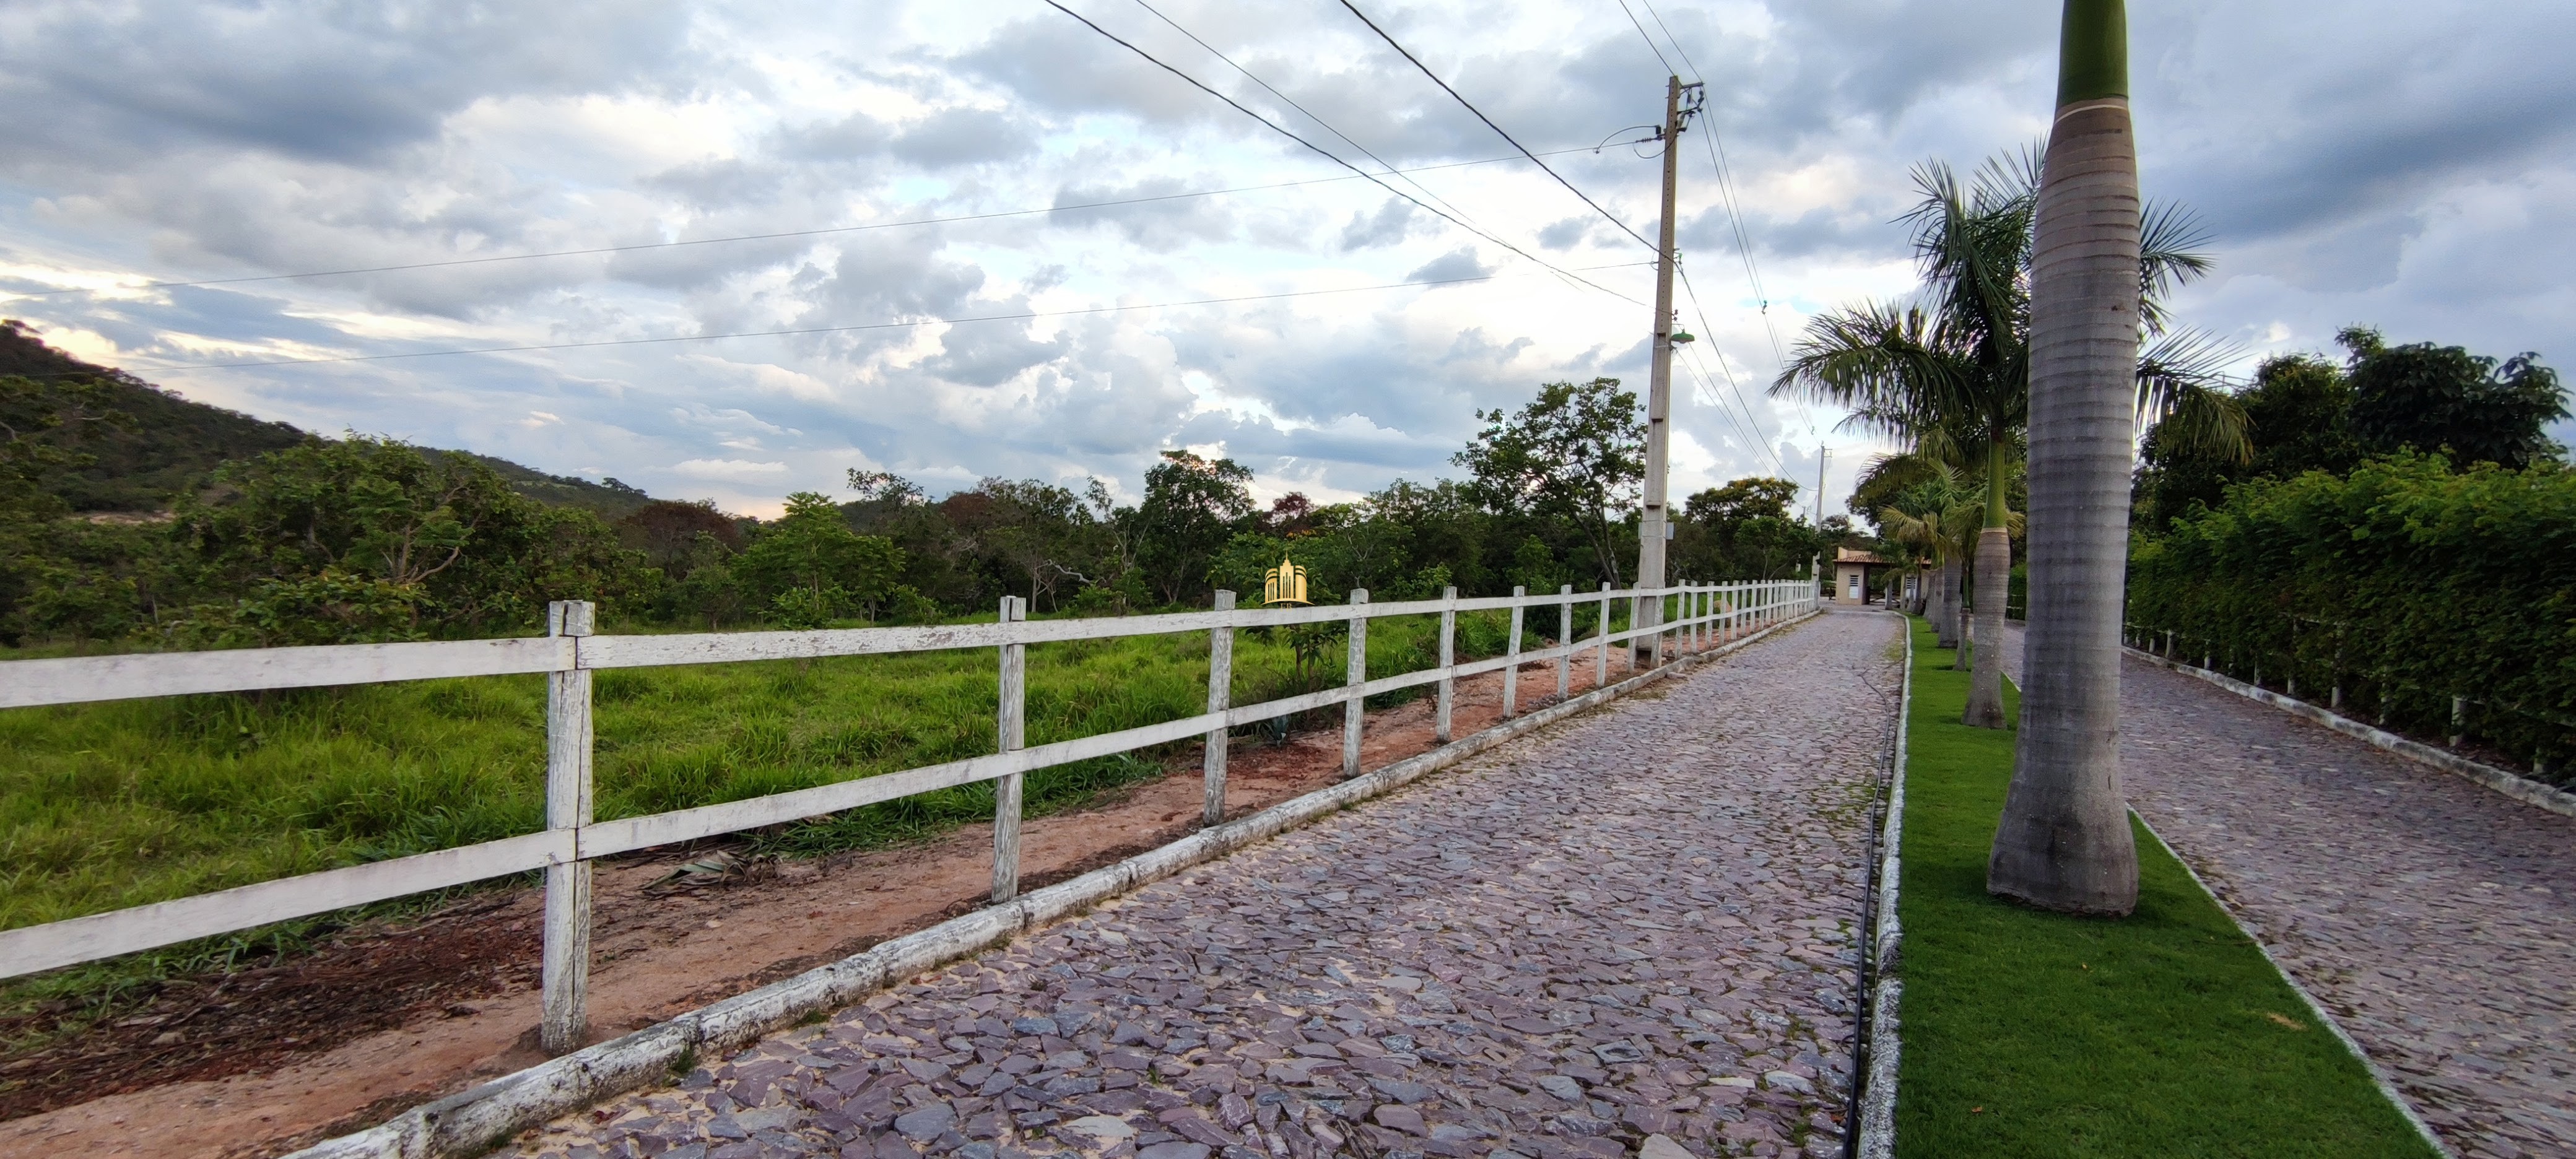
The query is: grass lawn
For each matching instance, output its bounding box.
[4,606,1596,937]
[1894,615,2434,1158]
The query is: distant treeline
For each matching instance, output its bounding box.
[0,344,1847,647]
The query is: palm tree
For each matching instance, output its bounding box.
[1775,145,2243,732]
[1988,0,2152,916]
[1866,458,1983,650]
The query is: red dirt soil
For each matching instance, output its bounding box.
[0,646,1680,1159]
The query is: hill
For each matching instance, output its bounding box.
[0,321,658,517]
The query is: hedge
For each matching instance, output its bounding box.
[2126,453,2576,785]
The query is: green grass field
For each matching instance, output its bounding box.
[1894,615,2435,1158]
[2,606,1588,936]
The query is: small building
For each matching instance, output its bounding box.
[1830,547,1901,605]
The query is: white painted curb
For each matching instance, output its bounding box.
[1853,614,1910,1159]
[2131,816,2455,1158]
[2124,648,2576,820]
[284,614,1822,1158]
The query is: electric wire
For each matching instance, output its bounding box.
[1127,0,1487,236]
[106,263,1653,375]
[1679,261,1788,475]
[1333,0,1658,252]
[1043,0,1640,304]
[1602,0,1795,479]
[1673,343,1762,466]
[1628,0,1824,450]
[1632,0,1700,79]
[1610,0,1679,77]
[10,149,1606,300]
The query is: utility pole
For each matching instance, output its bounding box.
[1815,445,1827,524]
[1813,445,1827,583]
[1634,75,1697,657]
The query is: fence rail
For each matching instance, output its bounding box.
[0,578,1816,1049]
[2123,619,2572,781]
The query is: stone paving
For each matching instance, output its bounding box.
[1999,623,2576,1159]
[513,610,1900,1159]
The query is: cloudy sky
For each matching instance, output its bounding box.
[2,0,2570,518]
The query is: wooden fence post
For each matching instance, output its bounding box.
[1557,585,1573,700]
[1342,590,1368,780]
[1503,586,1525,719]
[540,599,596,1055]
[1628,589,1643,671]
[1203,590,1234,827]
[2331,633,2345,711]
[1435,587,1458,744]
[991,596,1027,903]
[1596,582,1611,688]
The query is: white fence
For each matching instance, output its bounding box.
[0,578,1816,1049]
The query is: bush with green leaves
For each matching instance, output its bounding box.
[165,436,653,645]
[2128,452,2576,782]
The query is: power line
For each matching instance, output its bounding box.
[1625,0,1819,442]
[1674,346,1761,467]
[1632,0,1701,79]
[1043,0,1640,305]
[1610,0,1678,77]
[1333,0,1657,252]
[9,149,1605,300]
[1127,0,1488,237]
[1678,262,1786,474]
[110,263,1650,375]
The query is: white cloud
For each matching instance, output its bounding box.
[674,458,789,479]
[0,0,2565,513]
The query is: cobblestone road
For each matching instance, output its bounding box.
[515,610,1900,1159]
[1999,623,2576,1159]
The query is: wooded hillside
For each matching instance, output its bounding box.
[0,321,656,518]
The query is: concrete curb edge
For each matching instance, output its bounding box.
[2123,648,2576,820]
[1853,613,1910,1159]
[285,612,1822,1159]
[2130,815,2455,1158]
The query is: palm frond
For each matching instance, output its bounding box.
[2136,328,2251,463]
[1772,303,1983,447]
[2139,200,2216,334]
[1971,145,2042,214]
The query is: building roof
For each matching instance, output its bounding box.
[1834,546,1897,565]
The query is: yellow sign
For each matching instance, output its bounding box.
[1263,555,1310,606]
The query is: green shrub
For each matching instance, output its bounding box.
[2128,452,2576,781]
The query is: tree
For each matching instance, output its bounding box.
[733,492,905,627]
[1455,378,1644,587]
[2341,328,2567,469]
[1679,477,1824,580]
[2134,353,2362,531]
[970,477,1101,610]
[1777,145,2240,731]
[1133,450,1254,605]
[169,437,646,644]
[1990,0,2146,916]
[617,500,744,578]
[0,374,133,640]
[1874,466,1986,645]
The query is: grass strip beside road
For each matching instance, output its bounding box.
[1894,615,2434,1158]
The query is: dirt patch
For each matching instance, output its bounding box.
[0,894,538,1121]
[0,637,1705,1159]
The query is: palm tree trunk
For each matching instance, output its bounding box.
[1988,0,2142,916]
[1964,436,2011,726]
[1936,557,1962,650]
